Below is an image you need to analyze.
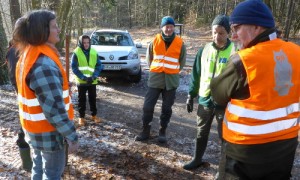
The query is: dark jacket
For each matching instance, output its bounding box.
[210,28,298,164]
[146,32,186,90]
[6,46,19,92]
[188,39,233,108]
[71,46,102,86]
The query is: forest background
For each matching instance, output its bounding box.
[0,0,300,85]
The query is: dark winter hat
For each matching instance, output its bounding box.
[212,15,230,33]
[230,0,275,28]
[160,16,175,27]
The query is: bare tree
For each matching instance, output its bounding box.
[56,0,72,49]
[9,0,21,26]
[284,0,295,40]
[0,13,8,85]
[31,0,41,9]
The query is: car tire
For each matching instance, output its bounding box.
[129,68,141,83]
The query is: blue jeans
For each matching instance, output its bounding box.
[31,147,66,180]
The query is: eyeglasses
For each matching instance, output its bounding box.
[231,24,242,34]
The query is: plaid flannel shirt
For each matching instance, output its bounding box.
[24,55,78,151]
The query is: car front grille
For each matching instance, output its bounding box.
[118,56,128,60]
[98,56,105,60]
[102,62,127,64]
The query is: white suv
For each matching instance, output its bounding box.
[91,29,141,82]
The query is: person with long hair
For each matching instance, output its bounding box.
[13,10,78,179]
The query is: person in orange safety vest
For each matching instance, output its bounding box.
[135,16,186,143]
[210,0,300,179]
[13,10,78,179]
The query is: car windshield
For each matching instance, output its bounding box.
[91,32,134,46]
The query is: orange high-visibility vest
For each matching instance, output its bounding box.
[16,44,74,134]
[223,39,300,145]
[150,34,183,74]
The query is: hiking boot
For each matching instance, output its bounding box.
[158,128,167,143]
[135,125,151,141]
[78,118,85,126]
[92,116,102,123]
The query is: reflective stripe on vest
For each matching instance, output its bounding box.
[223,39,300,145]
[150,34,183,74]
[16,44,74,134]
[74,47,98,84]
[199,42,235,97]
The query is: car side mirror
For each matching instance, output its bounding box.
[135,42,142,48]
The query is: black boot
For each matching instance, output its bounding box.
[158,127,167,143]
[16,129,32,171]
[135,125,151,141]
[183,138,207,170]
[214,141,226,180]
[19,147,33,172]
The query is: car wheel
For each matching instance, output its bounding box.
[129,69,141,83]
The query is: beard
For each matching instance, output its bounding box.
[234,41,243,51]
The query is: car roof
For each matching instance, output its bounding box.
[93,29,129,33]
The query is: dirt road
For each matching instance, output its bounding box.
[0,66,300,179]
[1,27,300,179]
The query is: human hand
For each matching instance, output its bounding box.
[186,97,194,113]
[82,76,88,81]
[68,82,74,87]
[66,139,79,154]
[86,77,93,84]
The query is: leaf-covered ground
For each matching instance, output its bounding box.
[1,27,300,179]
[1,69,299,179]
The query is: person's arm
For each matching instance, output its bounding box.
[6,47,18,91]
[92,57,102,79]
[188,48,203,98]
[71,53,86,80]
[28,56,78,142]
[146,42,153,67]
[210,53,249,106]
[179,43,186,70]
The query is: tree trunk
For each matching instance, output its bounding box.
[9,0,21,27]
[155,0,158,25]
[284,0,294,40]
[57,0,72,49]
[0,13,8,85]
[31,0,41,9]
[47,0,60,10]
[0,2,11,36]
[128,0,132,29]
[78,6,83,36]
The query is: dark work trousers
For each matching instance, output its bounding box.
[196,104,224,140]
[223,149,296,180]
[142,87,176,128]
[194,104,224,162]
[77,85,97,118]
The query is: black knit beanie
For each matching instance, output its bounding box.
[212,15,230,33]
[230,0,275,28]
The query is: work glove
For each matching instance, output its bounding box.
[82,76,88,81]
[86,77,93,84]
[16,129,30,148]
[186,95,194,113]
[66,139,79,154]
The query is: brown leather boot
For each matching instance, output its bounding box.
[92,116,102,123]
[78,118,85,126]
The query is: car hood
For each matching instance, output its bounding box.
[91,45,137,53]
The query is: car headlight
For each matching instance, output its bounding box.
[128,50,139,59]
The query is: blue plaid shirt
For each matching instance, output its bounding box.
[24,55,78,151]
